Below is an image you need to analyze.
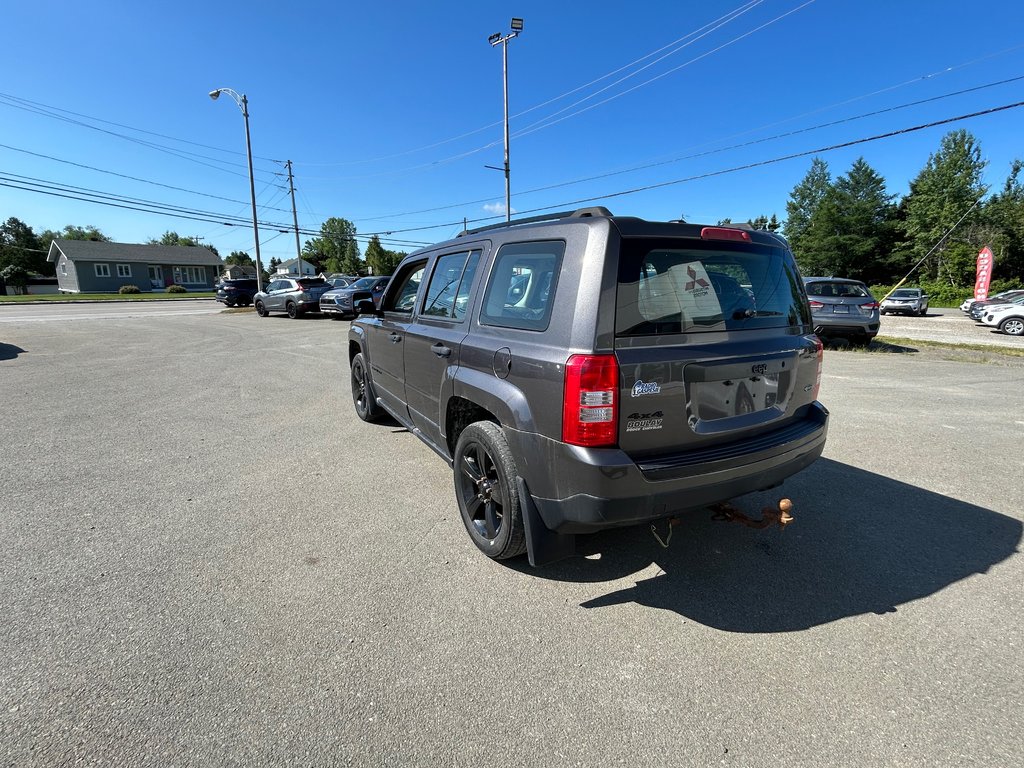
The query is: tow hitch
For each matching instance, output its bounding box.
[650,498,795,549]
[710,498,794,530]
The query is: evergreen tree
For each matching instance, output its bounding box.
[798,158,895,281]
[784,158,831,256]
[899,130,987,283]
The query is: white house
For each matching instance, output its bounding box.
[274,258,317,277]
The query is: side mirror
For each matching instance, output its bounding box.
[352,291,378,316]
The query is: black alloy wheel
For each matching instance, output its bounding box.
[350,352,381,422]
[453,422,526,560]
[255,300,268,317]
[286,302,300,319]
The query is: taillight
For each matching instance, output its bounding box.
[700,226,752,242]
[562,354,618,447]
[811,336,823,401]
[860,301,880,310]
[808,300,824,310]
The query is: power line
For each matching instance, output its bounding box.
[357,99,1024,237]
[292,0,767,169]
[0,141,296,215]
[0,91,280,164]
[0,173,428,247]
[359,74,1024,222]
[0,94,280,182]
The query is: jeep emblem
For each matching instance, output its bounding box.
[631,380,661,397]
[751,363,768,376]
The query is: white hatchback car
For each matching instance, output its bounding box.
[982,303,1024,336]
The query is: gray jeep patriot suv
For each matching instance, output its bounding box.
[348,208,828,565]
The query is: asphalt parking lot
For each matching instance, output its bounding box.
[1,307,1022,767]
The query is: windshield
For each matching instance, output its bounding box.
[352,277,378,289]
[616,238,808,335]
[891,289,920,298]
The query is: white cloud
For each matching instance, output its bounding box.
[482,202,516,215]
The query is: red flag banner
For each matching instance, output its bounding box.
[974,247,994,300]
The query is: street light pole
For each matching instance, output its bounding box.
[209,87,264,293]
[488,18,523,223]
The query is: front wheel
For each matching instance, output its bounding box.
[999,316,1024,336]
[350,352,382,422]
[453,422,526,560]
[255,300,268,317]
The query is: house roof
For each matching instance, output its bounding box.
[47,240,223,266]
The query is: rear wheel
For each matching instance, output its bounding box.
[286,302,300,319]
[453,422,526,560]
[255,300,268,317]
[999,316,1024,336]
[350,352,382,422]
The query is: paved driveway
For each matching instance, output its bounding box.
[1,311,1021,767]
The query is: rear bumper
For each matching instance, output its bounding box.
[506,402,829,534]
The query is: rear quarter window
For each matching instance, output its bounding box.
[616,238,808,335]
[480,241,564,331]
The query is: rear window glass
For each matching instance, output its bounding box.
[616,238,808,336]
[480,241,564,331]
[806,281,870,298]
[297,278,328,288]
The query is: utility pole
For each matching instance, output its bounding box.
[488,18,523,223]
[286,160,304,275]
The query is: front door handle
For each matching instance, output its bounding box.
[431,343,452,358]
[389,333,401,343]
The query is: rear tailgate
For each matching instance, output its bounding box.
[613,231,819,459]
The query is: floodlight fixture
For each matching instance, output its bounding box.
[510,17,523,31]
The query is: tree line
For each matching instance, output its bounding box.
[782,130,1024,292]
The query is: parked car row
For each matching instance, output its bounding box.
[960,290,1024,336]
[241,275,393,319]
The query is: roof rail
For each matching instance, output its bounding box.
[457,206,613,238]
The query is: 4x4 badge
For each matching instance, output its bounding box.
[631,380,661,397]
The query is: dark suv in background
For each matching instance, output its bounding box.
[348,208,828,565]
[216,278,259,307]
[803,277,880,345]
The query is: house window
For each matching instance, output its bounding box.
[173,266,206,284]
[116,264,132,278]
[94,263,110,277]
[60,262,67,275]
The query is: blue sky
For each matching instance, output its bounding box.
[3,0,1024,263]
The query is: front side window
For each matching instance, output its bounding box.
[480,241,564,331]
[94,263,110,277]
[383,261,427,313]
[116,264,132,278]
[616,239,808,336]
[422,250,481,320]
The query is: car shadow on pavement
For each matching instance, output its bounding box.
[521,458,1021,632]
[0,342,26,360]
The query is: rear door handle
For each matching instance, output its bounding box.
[389,333,401,343]
[431,343,452,358]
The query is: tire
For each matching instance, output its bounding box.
[879,310,886,316]
[999,316,1024,336]
[350,352,382,422]
[453,421,527,560]
[286,302,300,319]
[255,300,268,317]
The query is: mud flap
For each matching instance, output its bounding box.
[517,477,575,567]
